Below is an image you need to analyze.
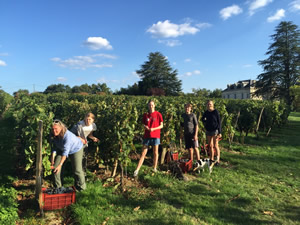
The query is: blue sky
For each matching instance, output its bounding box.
[0,0,299,95]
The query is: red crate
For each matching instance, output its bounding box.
[41,187,76,210]
[171,152,178,161]
[179,159,193,173]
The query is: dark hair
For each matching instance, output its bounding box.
[185,103,192,108]
[148,99,155,104]
[85,112,95,120]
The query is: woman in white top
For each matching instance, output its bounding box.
[71,112,99,173]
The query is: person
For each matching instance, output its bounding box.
[181,103,201,163]
[201,100,222,165]
[70,112,99,173]
[133,100,163,177]
[50,119,86,191]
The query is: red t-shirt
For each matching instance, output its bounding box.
[143,111,163,139]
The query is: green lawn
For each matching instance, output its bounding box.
[2,113,300,225]
[68,112,300,225]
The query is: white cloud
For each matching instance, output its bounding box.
[184,58,191,62]
[289,0,300,12]
[196,23,212,29]
[96,77,119,84]
[83,37,113,50]
[158,39,182,47]
[0,60,7,66]
[249,0,273,16]
[92,53,117,59]
[51,54,115,70]
[57,77,67,82]
[147,20,199,38]
[182,70,201,77]
[267,9,285,22]
[220,5,243,20]
[193,70,201,75]
[243,64,253,68]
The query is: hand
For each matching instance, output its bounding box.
[93,137,99,142]
[79,137,87,144]
[149,128,156,132]
[144,125,150,131]
[194,136,198,141]
[218,134,222,139]
[53,164,62,174]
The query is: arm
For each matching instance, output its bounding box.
[194,114,198,140]
[88,132,99,142]
[216,110,222,138]
[194,124,199,140]
[149,122,163,132]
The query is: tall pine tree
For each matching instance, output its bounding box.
[255,21,300,105]
[137,52,182,96]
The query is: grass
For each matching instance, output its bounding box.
[66,112,300,225]
[1,113,300,224]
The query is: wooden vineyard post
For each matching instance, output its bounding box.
[255,107,264,139]
[35,120,43,215]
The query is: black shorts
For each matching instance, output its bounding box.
[184,134,198,149]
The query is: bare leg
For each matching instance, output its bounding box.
[213,136,220,163]
[189,148,194,161]
[207,135,214,160]
[135,146,148,172]
[153,145,159,170]
[194,147,201,161]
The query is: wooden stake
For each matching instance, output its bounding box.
[35,120,43,215]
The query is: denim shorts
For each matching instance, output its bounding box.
[206,130,219,136]
[143,138,160,146]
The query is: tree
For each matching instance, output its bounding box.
[290,85,300,111]
[137,52,182,96]
[90,83,112,94]
[116,83,141,95]
[209,88,222,98]
[44,84,71,94]
[13,89,29,97]
[255,21,300,105]
[0,89,13,116]
[192,88,211,97]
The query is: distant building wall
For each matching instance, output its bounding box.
[222,80,262,100]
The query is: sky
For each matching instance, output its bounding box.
[0,0,299,95]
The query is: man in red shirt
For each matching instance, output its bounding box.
[134,100,163,177]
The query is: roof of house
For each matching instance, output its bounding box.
[222,79,256,92]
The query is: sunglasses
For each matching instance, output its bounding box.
[53,119,62,125]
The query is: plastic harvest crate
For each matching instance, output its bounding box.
[41,187,76,210]
[171,152,179,161]
[179,159,193,173]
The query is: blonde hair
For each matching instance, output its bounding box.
[52,119,67,139]
[206,100,214,110]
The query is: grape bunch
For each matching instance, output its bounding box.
[44,187,74,194]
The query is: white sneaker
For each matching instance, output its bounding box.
[133,170,139,177]
[153,168,157,173]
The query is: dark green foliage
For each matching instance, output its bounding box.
[44,83,71,94]
[191,88,222,98]
[44,83,112,95]
[255,21,300,105]
[137,52,182,96]
[0,89,13,117]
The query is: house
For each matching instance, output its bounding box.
[222,80,262,100]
